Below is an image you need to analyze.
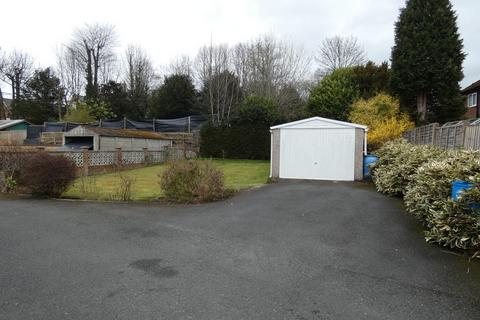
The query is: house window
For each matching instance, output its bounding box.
[468,93,477,107]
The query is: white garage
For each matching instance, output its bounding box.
[270,117,367,181]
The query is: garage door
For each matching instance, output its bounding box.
[279,128,355,181]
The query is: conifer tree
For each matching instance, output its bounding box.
[391,0,465,123]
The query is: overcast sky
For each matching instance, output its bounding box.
[0,0,478,96]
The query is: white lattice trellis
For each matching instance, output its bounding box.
[122,151,145,165]
[62,152,84,166]
[89,151,115,166]
[149,151,166,163]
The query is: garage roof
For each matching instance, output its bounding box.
[270,117,367,130]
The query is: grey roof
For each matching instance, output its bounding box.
[0,119,28,130]
[461,80,480,94]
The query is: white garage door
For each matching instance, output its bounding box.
[279,128,355,181]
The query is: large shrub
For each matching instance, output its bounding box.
[372,140,445,196]
[307,68,359,121]
[160,160,229,203]
[373,141,480,252]
[200,123,270,160]
[425,196,480,250]
[200,96,277,160]
[19,152,76,197]
[348,93,414,149]
[404,151,480,222]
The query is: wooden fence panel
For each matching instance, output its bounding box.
[464,125,480,150]
[403,123,438,145]
[434,123,466,149]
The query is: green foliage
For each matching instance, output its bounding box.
[404,151,480,222]
[351,61,391,100]
[12,68,65,124]
[200,95,276,160]
[391,0,466,123]
[373,140,480,251]
[349,93,414,149]
[236,96,279,124]
[307,68,359,121]
[19,152,76,197]
[424,190,480,250]
[4,176,17,193]
[99,81,132,118]
[372,140,446,196]
[200,122,270,160]
[64,102,96,123]
[159,160,229,203]
[86,100,116,120]
[149,74,198,118]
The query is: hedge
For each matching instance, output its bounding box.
[200,122,270,160]
[372,140,480,252]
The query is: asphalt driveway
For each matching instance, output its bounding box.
[1,181,480,320]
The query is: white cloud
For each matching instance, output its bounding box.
[0,0,478,95]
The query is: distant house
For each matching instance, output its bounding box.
[461,80,480,119]
[63,126,174,151]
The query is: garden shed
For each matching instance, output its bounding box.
[63,126,173,151]
[270,117,367,181]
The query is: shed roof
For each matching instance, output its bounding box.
[67,126,173,140]
[270,117,367,130]
[0,119,29,130]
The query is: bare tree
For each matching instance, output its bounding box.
[0,50,34,100]
[0,49,6,119]
[195,43,242,125]
[67,23,117,100]
[56,45,84,104]
[195,35,310,124]
[123,45,155,118]
[315,36,366,76]
[165,55,194,78]
[232,35,311,116]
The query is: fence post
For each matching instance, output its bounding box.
[143,147,149,166]
[431,123,439,145]
[81,146,89,176]
[116,147,122,169]
[187,116,191,133]
[123,117,127,129]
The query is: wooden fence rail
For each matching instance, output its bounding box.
[403,121,480,150]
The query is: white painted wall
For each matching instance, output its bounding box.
[279,128,356,181]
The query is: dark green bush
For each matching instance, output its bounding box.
[19,152,76,197]
[159,160,230,203]
[200,123,270,160]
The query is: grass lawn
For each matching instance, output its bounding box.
[62,159,270,201]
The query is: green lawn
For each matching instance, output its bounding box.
[62,159,270,201]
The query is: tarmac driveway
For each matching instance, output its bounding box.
[1,181,480,320]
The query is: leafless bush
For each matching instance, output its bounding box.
[110,174,135,201]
